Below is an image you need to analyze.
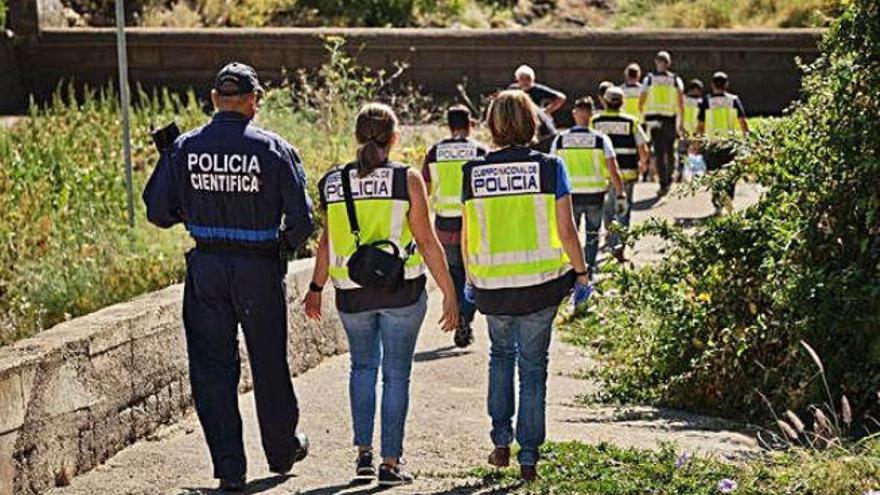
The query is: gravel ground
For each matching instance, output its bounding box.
[49,180,761,495]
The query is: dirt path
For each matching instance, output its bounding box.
[50,182,760,495]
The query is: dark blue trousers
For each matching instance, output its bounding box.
[183,250,299,479]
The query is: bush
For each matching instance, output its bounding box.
[0,0,7,28]
[568,0,880,427]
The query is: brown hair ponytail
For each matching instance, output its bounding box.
[355,103,398,177]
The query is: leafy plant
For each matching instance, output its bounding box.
[566,0,880,427]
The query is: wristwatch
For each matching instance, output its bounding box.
[309,282,324,293]
[573,270,589,278]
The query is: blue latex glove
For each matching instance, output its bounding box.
[572,281,593,307]
[463,283,476,304]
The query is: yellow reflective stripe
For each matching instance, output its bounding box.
[534,195,551,251]
[469,264,572,290]
[389,200,406,245]
[469,246,565,266]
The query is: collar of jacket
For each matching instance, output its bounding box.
[213,111,252,123]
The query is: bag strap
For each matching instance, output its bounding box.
[340,163,361,245]
[340,162,414,260]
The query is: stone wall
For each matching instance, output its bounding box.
[13,28,821,116]
[0,259,346,495]
[0,37,25,113]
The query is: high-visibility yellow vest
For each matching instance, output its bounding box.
[683,96,701,135]
[427,139,482,219]
[644,72,680,117]
[320,163,425,290]
[462,156,571,290]
[621,83,642,122]
[551,128,609,194]
[591,110,640,181]
[704,93,741,139]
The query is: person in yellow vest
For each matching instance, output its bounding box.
[461,90,590,482]
[550,97,626,280]
[696,72,749,213]
[639,50,685,197]
[677,79,704,181]
[422,105,489,348]
[592,86,650,262]
[621,63,643,122]
[304,103,459,487]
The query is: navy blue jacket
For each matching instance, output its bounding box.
[143,111,314,253]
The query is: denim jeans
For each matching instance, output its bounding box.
[487,305,558,466]
[444,243,477,326]
[339,291,428,459]
[606,180,637,249]
[572,201,605,275]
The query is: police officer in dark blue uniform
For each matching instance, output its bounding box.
[143,62,314,492]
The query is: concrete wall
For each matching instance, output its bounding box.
[16,28,821,116]
[0,259,346,495]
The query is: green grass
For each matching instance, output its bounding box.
[470,440,880,494]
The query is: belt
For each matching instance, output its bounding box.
[195,240,280,259]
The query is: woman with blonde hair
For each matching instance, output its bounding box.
[305,103,459,486]
[461,90,590,481]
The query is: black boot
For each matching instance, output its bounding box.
[269,432,310,474]
[218,476,246,493]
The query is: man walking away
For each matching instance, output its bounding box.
[697,71,749,214]
[551,97,626,280]
[423,105,489,347]
[593,86,650,262]
[621,63,643,123]
[143,62,313,492]
[640,51,685,196]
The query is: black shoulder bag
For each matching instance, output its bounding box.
[340,163,407,290]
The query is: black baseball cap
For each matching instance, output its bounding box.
[214,62,263,96]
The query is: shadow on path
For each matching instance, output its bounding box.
[414,345,472,363]
[631,194,662,211]
[177,474,292,494]
[295,479,389,495]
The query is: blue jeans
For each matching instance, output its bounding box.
[487,305,558,466]
[444,243,477,326]
[572,201,605,275]
[606,180,637,249]
[339,291,428,459]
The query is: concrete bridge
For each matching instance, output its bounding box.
[1,0,821,115]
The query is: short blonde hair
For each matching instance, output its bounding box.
[487,90,538,148]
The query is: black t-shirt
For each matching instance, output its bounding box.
[508,82,565,106]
